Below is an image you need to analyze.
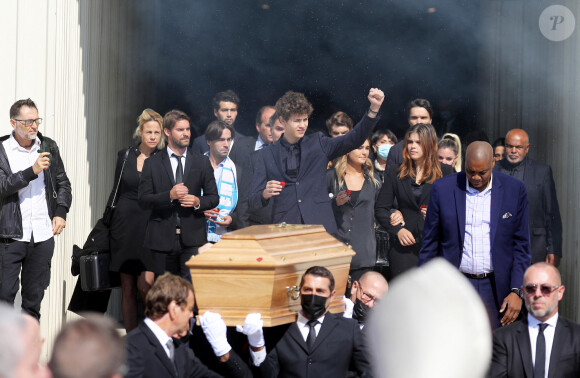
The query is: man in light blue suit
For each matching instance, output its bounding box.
[419,141,531,329]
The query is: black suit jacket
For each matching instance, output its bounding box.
[125,322,251,378]
[249,114,378,234]
[490,316,580,377]
[375,164,454,255]
[260,313,371,378]
[495,157,562,262]
[138,149,219,251]
[385,140,404,170]
[235,148,273,228]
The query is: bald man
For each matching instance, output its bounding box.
[495,129,562,267]
[419,141,531,329]
[490,263,580,377]
[345,271,388,327]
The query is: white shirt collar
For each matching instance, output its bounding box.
[144,317,172,348]
[8,133,40,152]
[167,145,188,158]
[466,174,493,195]
[297,310,326,326]
[528,312,559,328]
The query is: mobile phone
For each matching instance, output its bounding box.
[39,144,51,165]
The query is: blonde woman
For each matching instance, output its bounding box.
[326,138,382,282]
[107,109,165,332]
[437,133,462,172]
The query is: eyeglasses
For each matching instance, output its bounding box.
[357,285,379,305]
[522,283,560,296]
[13,118,42,127]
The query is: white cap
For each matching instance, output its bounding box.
[367,258,492,378]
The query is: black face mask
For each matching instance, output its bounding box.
[352,298,370,323]
[301,294,329,320]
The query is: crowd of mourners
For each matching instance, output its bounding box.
[0,88,575,378]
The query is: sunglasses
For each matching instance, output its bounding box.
[522,284,560,296]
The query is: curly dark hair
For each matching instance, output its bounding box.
[213,90,240,110]
[275,91,314,121]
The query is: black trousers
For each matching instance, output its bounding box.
[154,234,197,282]
[0,237,55,320]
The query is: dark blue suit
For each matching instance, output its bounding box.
[418,171,531,323]
[249,114,378,234]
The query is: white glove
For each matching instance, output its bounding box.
[343,297,354,318]
[198,311,232,357]
[236,313,265,348]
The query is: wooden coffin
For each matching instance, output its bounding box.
[186,224,355,327]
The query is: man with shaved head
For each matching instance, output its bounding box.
[490,263,580,377]
[495,129,562,267]
[345,271,389,327]
[419,141,531,329]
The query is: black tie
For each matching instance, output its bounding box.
[306,320,318,351]
[173,154,184,184]
[172,154,183,228]
[287,145,298,177]
[534,323,548,378]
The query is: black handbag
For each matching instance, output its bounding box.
[102,148,130,227]
[70,148,130,290]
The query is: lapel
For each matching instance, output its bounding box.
[548,317,568,378]
[400,176,418,210]
[490,173,503,248]
[310,313,339,354]
[161,150,176,186]
[183,148,194,182]
[139,323,177,377]
[454,173,467,246]
[515,320,534,377]
[286,321,309,354]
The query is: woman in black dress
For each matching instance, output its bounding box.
[375,123,453,278]
[108,109,165,332]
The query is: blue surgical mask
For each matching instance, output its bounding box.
[377,144,392,160]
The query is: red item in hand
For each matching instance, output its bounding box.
[420,205,427,210]
[280,181,286,188]
[346,190,352,196]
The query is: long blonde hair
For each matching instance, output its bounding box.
[334,139,380,189]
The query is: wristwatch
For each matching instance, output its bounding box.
[510,288,522,298]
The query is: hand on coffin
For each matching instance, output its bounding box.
[198,311,232,357]
[236,313,265,348]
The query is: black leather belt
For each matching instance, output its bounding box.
[463,272,494,279]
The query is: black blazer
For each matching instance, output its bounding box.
[375,164,453,254]
[490,316,580,378]
[138,149,219,251]
[249,114,379,234]
[125,322,251,378]
[235,148,273,228]
[260,313,371,378]
[495,157,562,262]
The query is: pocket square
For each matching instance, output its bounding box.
[502,212,512,219]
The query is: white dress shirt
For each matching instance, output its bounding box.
[144,318,173,359]
[460,175,493,274]
[528,313,558,378]
[249,311,326,366]
[255,136,266,151]
[166,146,188,181]
[2,135,52,243]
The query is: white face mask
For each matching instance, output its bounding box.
[377,144,392,160]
